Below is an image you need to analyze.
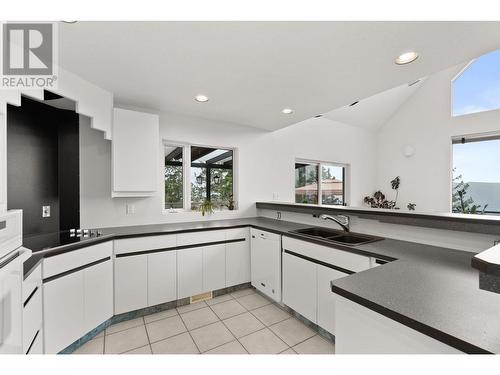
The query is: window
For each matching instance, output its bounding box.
[452,49,500,117]
[164,145,184,209]
[452,137,500,214]
[190,146,233,210]
[164,142,235,211]
[295,160,346,206]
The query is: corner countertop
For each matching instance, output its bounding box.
[22,216,500,354]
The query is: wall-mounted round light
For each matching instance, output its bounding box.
[395,51,419,65]
[281,108,294,114]
[403,145,415,157]
[195,94,209,103]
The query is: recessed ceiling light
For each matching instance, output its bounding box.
[195,94,209,103]
[281,108,294,114]
[395,51,419,65]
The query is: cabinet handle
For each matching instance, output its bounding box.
[251,235,255,238]
[260,282,266,287]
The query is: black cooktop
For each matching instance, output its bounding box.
[23,230,102,253]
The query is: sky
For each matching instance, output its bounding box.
[453,48,500,116]
[452,49,500,183]
[453,139,500,183]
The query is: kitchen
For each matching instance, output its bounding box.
[1,5,500,373]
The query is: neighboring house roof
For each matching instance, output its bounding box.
[295,179,343,195]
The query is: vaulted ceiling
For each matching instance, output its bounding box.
[59,21,500,131]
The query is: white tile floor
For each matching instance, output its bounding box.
[73,287,335,355]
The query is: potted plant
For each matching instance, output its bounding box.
[198,199,217,216]
[226,196,235,211]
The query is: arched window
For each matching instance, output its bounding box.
[452,49,500,117]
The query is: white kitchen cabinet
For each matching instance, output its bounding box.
[317,265,349,335]
[112,108,159,197]
[23,264,43,354]
[114,255,148,314]
[283,252,317,323]
[203,244,226,292]
[148,251,177,306]
[250,229,281,302]
[43,271,85,354]
[226,240,250,286]
[84,260,113,331]
[177,247,204,299]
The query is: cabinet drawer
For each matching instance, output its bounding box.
[114,234,176,255]
[177,230,226,246]
[43,241,113,279]
[23,287,42,351]
[23,263,42,302]
[225,227,249,240]
[250,228,280,242]
[282,236,370,273]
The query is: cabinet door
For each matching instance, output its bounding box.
[282,252,317,323]
[317,265,349,335]
[148,251,177,306]
[84,260,113,331]
[177,248,203,299]
[203,244,226,292]
[112,108,159,196]
[226,240,250,286]
[114,255,148,314]
[43,271,85,354]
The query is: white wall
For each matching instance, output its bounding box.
[376,63,500,213]
[80,110,377,228]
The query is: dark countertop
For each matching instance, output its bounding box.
[21,216,500,353]
[256,201,500,235]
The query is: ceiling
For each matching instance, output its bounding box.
[323,79,424,131]
[58,22,500,131]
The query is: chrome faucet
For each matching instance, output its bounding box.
[319,214,350,232]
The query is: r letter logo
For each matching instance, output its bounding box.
[1,22,57,89]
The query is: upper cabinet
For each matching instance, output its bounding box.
[112,108,159,197]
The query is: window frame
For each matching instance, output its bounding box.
[295,158,349,207]
[163,140,237,213]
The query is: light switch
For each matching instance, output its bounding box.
[42,206,51,218]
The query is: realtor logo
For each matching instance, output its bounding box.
[1,22,58,88]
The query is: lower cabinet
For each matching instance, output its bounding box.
[84,260,114,331]
[317,265,350,335]
[282,236,371,336]
[226,240,250,286]
[148,251,177,307]
[114,255,148,314]
[283,252,317,323]
[177,248,204,299]
[44,271,86,354]
[44,259,114,354]
[203,244,226,292]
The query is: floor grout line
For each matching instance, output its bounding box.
[177,308,202,354]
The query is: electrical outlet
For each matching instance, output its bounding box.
[126,204,135,214]
[42,206,51,218]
